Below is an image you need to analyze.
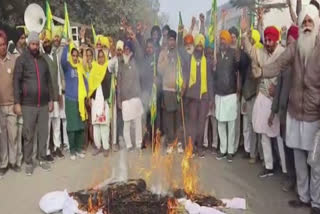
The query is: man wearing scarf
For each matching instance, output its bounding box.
[239,29,260,163]
[214,30,239,163]
[184,34,214,158]
[158,30,186,154]
[257,5,320,213]
[242,25,287,178]
[87,50,111,157]
[42,31,64,160]
[14,31,53,175]
[52,26,69,152]
[117,41,143,151]
[268,25,299,192]
[61,44,88,160]
[228,26,242,155]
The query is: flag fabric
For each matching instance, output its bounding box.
[63,2,72,40]
[108,74,116,105]
[208,0,217,43]
[150,54,157,125]
[91,24,97,45]
[45,0,54,33]
[250,11,255,29]
[179,11,183,27]
[176,54,184,102]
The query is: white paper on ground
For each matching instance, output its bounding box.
[39,190,69,213]
[221,198,246,210]
[178,198,226,214]
[39,189,86,214]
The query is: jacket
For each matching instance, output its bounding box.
[214,48,238,96]
[0,52,17,106]
[42,53,59,101]
[239,50,258,101]
[263,40,320,122]
[271,69,292,124]
[14,49,53,106]
[117,56,141,103]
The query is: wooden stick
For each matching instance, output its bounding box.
[151,122,155,153]
[180,98,187,146]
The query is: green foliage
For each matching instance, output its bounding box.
[0,0,161,35]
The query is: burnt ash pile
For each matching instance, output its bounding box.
[70,179,224,214]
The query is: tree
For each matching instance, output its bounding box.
[230,0,303,25]
[0,0,161,36]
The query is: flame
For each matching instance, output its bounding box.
[181,137,198,197]
[167,198,178,214]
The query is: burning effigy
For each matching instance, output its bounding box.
[40,133,245,214]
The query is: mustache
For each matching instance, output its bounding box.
[303,27,312,33]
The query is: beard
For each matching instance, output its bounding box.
[298,26,317,66]
[193,49,203,59]
[123,52,132,64]
[43,45,52,54]
[29,48,39,57]
[185,45,194,55]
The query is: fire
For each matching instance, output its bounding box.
[181,137,198,197]
[167,198,178,214]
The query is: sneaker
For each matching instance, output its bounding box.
[288,199,311,208]
[127,147,134,152]
[311,207,320,214]
[25,164,34,176]
[10,164,22,173]
[112,144,120,152]
[197,151,205,159]
[45,155,54,163]
[92,148,102,156]
[103,150,110,157]
[211,148,218,155]
[249,158,257,164]
[227,154,233,163]
[76,152,86,159]
[70,155,76,161]
[177,142,184,154]
[166,146,174,154]
[39,161,51,171]
[216,152,227,160]
[259,169,274,178]
[0,168,8,177]
[282,179,295,192]
[55,148,65,160]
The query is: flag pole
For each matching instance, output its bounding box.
[180,97,187,146]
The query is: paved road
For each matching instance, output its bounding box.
[0,147,310,214]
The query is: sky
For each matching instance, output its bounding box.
[159,0,229,28]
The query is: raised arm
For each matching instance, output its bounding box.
[262,42,296,78]
[61,45,69,72]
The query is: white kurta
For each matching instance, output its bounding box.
[215,93,238,122]
[92,86,110,125]
[252,92,280,138]
[122,97,144,122]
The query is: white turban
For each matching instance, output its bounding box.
[116,40,124,51]
[298,4,319,28]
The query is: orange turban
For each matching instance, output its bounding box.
[220,30,232,44]
[184,34,194,45]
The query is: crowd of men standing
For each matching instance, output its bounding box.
[0,1,320,213]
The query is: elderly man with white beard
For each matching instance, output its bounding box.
[256,5,320,214]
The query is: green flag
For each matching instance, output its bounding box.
[63,2,72,40]
[179,11,183,27]
[91,24,97,44]
[176,54,184,102]
[208,0,217,43]
[45,0,53,32]
[150,54,157,124]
